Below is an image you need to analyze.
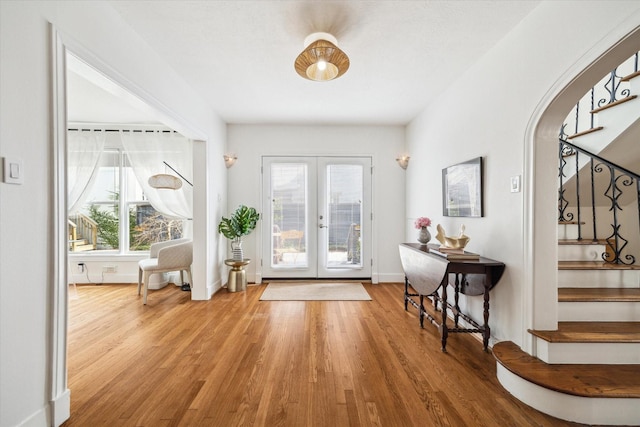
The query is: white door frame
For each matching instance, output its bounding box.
[50,25,209,426]
[260,156,372,280]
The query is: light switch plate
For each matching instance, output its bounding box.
[3,157,24,185]
[510,175,521,193]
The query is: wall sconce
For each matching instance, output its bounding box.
[396,155,410,170]
[224,154,237,168]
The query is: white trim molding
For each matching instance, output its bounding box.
[50,24,71,426]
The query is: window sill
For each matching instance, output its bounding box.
[68,253,148,262]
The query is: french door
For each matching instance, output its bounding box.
[261,156,372,279]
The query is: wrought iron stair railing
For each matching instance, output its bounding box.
[559,139,640,265]
[560,51,638,140]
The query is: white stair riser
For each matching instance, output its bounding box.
[558,224,579,240]
[496,365,640,425]
[535,338,640,364]
[558,269,640,288]
[557,244,606,261]
[568,94,640,157]
[590,93,639,134]
[559,301,640,321]
[630,73,640,93]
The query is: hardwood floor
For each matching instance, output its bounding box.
[63,283,582,427]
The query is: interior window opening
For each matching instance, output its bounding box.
[67,130,192,254]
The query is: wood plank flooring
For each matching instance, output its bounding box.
[63,283,583,427]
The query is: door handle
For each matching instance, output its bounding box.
[319,224,327,228]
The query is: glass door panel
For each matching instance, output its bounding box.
[318,157,371,278]
[262,158,317,278]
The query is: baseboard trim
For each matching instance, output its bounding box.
[376,272,405,283]
[51,388,71,426]
[16,404,48,427]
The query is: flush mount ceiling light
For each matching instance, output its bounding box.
[294,32,350,82]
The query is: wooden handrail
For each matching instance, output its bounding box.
[68,219,78,250]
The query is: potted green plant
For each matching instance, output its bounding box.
[218,205,260,260]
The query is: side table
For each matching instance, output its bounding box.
[224,259,251,292]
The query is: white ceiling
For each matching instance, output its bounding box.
[68,1,541,126]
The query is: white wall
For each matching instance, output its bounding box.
[406,1,640,350]
[2,1,638,426]
[227,124,406,284]
[0,2,226,426]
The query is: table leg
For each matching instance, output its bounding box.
[404,276,409,311]
[440,279,448,352]
[453,274,461,327]
[482,276,491,351]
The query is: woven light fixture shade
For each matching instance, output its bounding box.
[294,32,349,81]
[148,174,182,190]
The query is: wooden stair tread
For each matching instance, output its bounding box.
[590,95,638,113]
[566,126,603,139]
[528,321,640,343]
[621,70,640,82]
[557,238,607,245]
[493,341,640,398]
[558,260,640,270]
[559,287,640,302]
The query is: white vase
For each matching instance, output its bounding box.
[231,237,243,261]
[417,227,431,244]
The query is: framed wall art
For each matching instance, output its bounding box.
[442,156,483,217]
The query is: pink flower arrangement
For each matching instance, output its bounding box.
[414,216,432,229]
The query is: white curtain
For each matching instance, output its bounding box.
[67,130,106,214]
[120,131,193,226]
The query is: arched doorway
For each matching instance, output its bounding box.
[522,25,640,355]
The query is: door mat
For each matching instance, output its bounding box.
[259,282,372,301]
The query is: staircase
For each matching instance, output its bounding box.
[542,223,640,365]
[68,213,98,252]
[494,57,640,425]
[494,225,640,425]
